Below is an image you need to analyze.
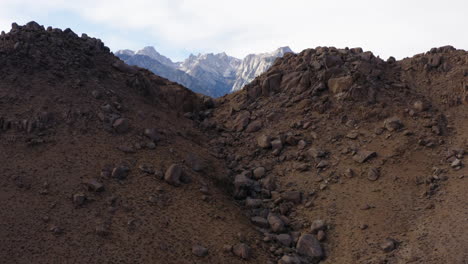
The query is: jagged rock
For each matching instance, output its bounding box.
[328,76,353,94]
[257,134,272,148]
[353,150,377,163]
[268,214,286,233]
[233,243,251,260]
[113,118,129,133]
[384,117,403,131]
[164,164,183,186]
[192,245,208,257]
[296,234,324,259]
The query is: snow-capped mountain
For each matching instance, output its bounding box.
[231,46,293,92]
[178,52,241,96]
[135,46,176,68]
[115,46,293,97]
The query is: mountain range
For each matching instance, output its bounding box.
[115,46,293,97]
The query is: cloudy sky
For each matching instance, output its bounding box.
[0,0,466,61]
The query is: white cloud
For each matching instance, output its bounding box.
[0,0,466,60]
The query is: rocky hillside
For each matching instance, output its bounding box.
[0,22,271,264]
[205,46,468,263]
[1,22,467,264]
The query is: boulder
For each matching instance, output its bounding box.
[327,76,353,94]
[296,234,324,259]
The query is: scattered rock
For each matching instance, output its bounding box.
[384,117,403,131]
[367,167,380,181]
[72,193,86,206]
[253,167,266,179]
[310,220,326,233]
[84,179,104,192]
[164,164,183,186]
[257,134,271,148]
[451,159,462,168]
[232,243,251,260]
[138,164,155,174]
[268,214,286,233]
[245,120,262,132]
[278,254,303,264]
[192,245,208,257]
[296,234,324,259]
[380,238,397,252]
[113,118,130,133]
[277,233,292,247]
[112,165,130,180]
[353,150,377,163]
[281,191,302,204]
[346,131,359,139]
[271,139,283,151]
[144,128,159,142]
[413,100,429,112]
[245,197,262,208]
[251,216,269,228]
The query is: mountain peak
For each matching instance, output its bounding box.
[135,46,175,67]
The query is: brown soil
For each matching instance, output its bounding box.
[0,22,467,264]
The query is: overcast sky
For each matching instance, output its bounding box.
[0,0,466,61]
